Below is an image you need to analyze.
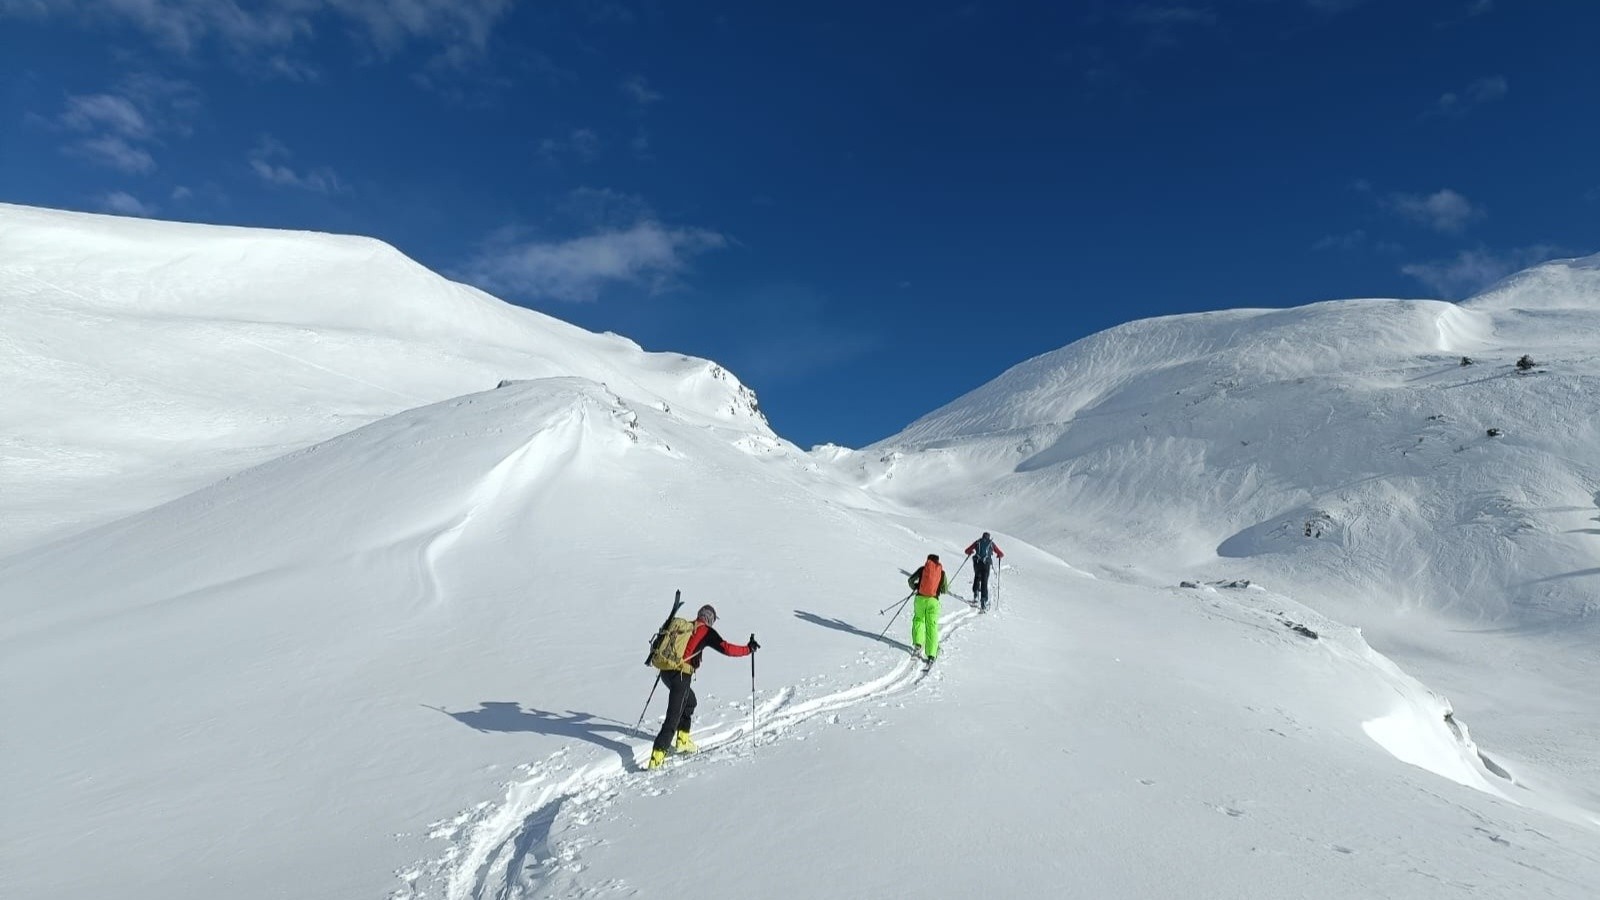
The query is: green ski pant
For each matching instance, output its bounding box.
[912,594,941,658]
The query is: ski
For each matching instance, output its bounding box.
[644,589,684,664]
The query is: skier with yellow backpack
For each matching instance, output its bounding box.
[646,603,758,769]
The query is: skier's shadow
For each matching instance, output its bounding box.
[427,702,640,770]
[793,609,911,653]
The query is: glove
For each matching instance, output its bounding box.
[748,634,761,652]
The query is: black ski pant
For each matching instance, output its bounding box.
[653,670,697,752]
[972,559,993,607]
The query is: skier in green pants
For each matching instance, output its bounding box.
[906,553,950,664]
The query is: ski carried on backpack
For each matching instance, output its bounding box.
[644,590,685,665]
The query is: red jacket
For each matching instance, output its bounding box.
[683,623,752,670]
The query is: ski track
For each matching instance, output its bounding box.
[399,604,981,900]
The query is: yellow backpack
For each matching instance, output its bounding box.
[649,617,697,674]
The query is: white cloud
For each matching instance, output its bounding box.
[462,221,728,302]
[1386,188,1484,233]
[0,0,513,68]
[1467,0,1493,15]
[1400,245,1564,298]
[52,74,202,174]
[249,137,346,193]
[60,94,149,138]
[1429,75,1508,116]
[98,190,159,217]
[66,135,156,173]
[330,0,512,56]
[621,75,662,106]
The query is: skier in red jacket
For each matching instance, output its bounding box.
[648,604,757,769]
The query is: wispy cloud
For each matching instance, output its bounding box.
[539,128,601,163]
[630,130,653,160]
[621,75,663,106]
[66,135,155,173]
[1312,229,1366,251]
[0,0,515,72]
[461,220,728,303]
[1427,75,1507,117]
[53,74,200,174]
[1466,0,1493,15]
[1385,188,1484,233]
[1400,245,1564,298]
[60,94,148,138]
[98,190,159,217]
[248,136,346,193]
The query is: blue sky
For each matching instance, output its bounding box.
[3,1,1597,448]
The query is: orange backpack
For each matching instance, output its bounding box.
[917,561,944,597]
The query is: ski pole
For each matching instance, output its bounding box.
[879,591,914,615]
[951,554,969,592]
[878,595,912,640]
[634,673,663,733]
[749,643,757,734]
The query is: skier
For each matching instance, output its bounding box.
[963,532,1005,612]
[906,553,949,665]
[647,604,758,770]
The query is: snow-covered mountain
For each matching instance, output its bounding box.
[852,254,1600,630]
[5,205,1600,900]
[0,203,766,555]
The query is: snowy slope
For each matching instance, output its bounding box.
[840,252,1600,824]
[6,206,1600,900]
[0,203,765,555]
[853,255,1600,627]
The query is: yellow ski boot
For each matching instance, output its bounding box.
[647,749,667,769]
[674,730,699,753]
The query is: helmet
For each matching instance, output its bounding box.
[982,532,990,539]
[928,553,940,563]
[696,604,718,625]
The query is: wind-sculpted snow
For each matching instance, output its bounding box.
[1463,252,1600,314]
[0,203,773,554]
[0,374,933,900]
[882,299,1494,447]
